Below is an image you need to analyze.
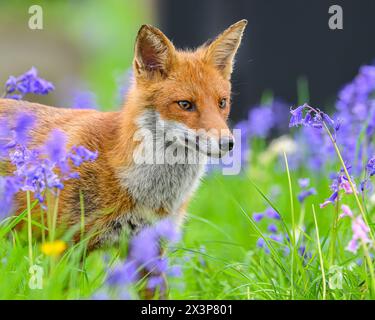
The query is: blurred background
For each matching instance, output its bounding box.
[1,0,375,125]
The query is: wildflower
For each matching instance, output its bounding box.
[41,240,67,256]
[339,177,357,194]
[256,237,265,248]
[13,113,36,146]
[265,207,280,220]
[289,104,337,132]
[298,178,310,188]
[297,178,316,203]
[289,105,305,127]
[167,265,183,277]
[346,216,372,253]
[248,106,275,138]
[0,114,98,207]
[252,212,264,222]
[297,188,317,203]
[106,260,139,286]
[104,218,182,294]
[269,234,283,242]
[298,245,308,257]
[366,156,375,177]
[69,146,98,166]
[320,170,358,208]
[320,191,339,208]
[71,90,98,110]
[267,224,278,233]
[0,176,20,220]
[0,112,35,155]
[4,67,54,100]
[339,204,353,219]
[256,237,270,254]
[44,129,67,164]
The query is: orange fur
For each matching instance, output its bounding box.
[0,20,247,249]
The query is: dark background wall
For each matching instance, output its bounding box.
[158,0,375,122]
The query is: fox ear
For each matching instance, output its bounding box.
[134,24,175,79]
[204,20,247,80]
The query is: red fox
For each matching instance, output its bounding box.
[0,20,247,249]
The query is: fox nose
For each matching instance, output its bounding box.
[219,136,235,152]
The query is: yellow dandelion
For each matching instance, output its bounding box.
[41,240,67,257]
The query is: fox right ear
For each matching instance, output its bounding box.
[133,25,175,79]
[204,20,247,80]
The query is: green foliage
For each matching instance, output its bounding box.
[1,153,373,300]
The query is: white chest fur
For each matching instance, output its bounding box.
[120,110,206,215]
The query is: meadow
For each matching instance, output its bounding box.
[1,64,375,300]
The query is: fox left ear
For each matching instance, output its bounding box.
[134,24,176,79]
[204,19,247,80]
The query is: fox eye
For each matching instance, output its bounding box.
[177,100,195,111]
[219,98,227,109]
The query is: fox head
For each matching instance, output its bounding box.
[130,20,247,159]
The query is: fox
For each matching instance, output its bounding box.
[0,20,247,249]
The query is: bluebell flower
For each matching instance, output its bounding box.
[297,188,317,203]
[252,212,264,222]
[248,106,275,138]
[71,90,98,110]
[289,105,305,127]
[267,224,278,233]
[297,178,317,203]
[0,176,20,220]
[265,207,280,220]
[104,218,182,295]
[69,146,98,166]
[147,276,166,290]
[366,156,375,176]
[44,129,67,164]
[0,114,99,209]
[4,67,54,100]
[298,178,310,188]
[269,234,283,242]
[13,113,35,146]
[106,260,139,286]
[256,237,265,248]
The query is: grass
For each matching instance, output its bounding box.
[0,146,373,300]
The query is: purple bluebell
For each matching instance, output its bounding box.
[256,237,265,248]
[289,105,305,127]
[0,176,20,220]
[0,114,98,207]
[269,234,283,242]
[14,113,35,146]
[4,67,54,100]
[248,106,275,138]
[267,224,278,233]
[252,212,264,222]
[297,188,317,203]
[44,129,67,164]
[298,178,310,188]
[366,156,375,176]
[71,90,98,110]
[104,218,182,294]
[69,146,98,166]
[265,207,280,220]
